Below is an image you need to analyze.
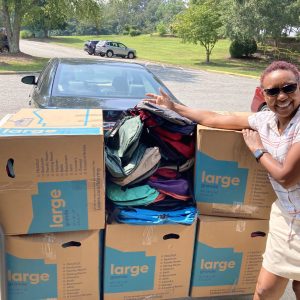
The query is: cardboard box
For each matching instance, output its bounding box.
[6,230,103,300]
[104,222,196,300]
[0,109,105,234]
[190,216,268,298]
[194,124,276,219]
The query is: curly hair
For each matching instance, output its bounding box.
[260,61,300,86]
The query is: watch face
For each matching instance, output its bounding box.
[254,149,263,158]
[254,149,267,161]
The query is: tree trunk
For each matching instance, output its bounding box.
[1,0,27,54]
[206,50,210,63]
[44,28,49,38]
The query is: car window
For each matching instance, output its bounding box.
[36,61,52,89]
[52,63,173,100]
[35,60,57,106]
[118,43,126,49]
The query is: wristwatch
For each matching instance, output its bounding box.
[253,149,268,162]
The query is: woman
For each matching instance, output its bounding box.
[145,60,300,300]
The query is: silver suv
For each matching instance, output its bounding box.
[95,40,136,59]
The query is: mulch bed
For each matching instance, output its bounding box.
[0,52,36,65]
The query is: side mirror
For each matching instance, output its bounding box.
[21,75,36,85]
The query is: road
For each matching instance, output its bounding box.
[0,40,294,300]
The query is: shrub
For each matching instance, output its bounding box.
[229,39,257,58]
[243,39,257,56]
[229,40,244,58]
[20,30,34,39]
[157,22,167,36]
[129,29,141,36]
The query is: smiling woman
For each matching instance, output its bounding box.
[146,60,300,300]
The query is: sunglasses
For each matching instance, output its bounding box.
[263,83,298,97]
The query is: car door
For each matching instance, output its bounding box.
[117,43,127,56]
[110,42,120,55]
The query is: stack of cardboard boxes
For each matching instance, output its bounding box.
[0,109,105,299]
[1,109,277,299]
[190,116,276,297]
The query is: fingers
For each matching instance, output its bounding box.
[145,93,158,98]
[159,88,168,97]
[142,99,156,104]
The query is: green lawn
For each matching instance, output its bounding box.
[1,34,290,76]
[49,34,268,77]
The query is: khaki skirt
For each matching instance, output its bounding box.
[263,200,300,280]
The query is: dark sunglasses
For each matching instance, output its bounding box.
[263,83,298,97]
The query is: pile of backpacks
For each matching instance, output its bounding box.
[105,101,198,225]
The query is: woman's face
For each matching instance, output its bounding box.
[262,69,300,121]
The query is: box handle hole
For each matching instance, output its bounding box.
[6,158,15,178]
[62,241,81,248]
[251,231,266,238]
[163,233,180,240]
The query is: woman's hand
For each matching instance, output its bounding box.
[143,88,175,111]
[242,129,264,153]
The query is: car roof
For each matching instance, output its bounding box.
[52,57,143,69]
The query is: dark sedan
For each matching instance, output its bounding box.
[21,58,181,125]
[84,40,100,55]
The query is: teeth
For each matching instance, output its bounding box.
[277,102,290,108]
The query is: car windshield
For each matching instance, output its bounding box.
[52,62,163,99]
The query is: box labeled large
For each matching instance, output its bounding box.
[6,230,102,300]
[0,109,105,234]
[104,222,196,300]
[194,124,276,219]
[191,216,268,298]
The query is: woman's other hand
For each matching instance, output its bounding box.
[143,88,175,111]
[242,129,264,153]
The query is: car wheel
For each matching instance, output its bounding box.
[259,103,270,111]
[100,52,105,57]
[106,50,113,58]
[127,52,134,59]
[87,49,93,55]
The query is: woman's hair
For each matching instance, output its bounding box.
[260,61,300,86]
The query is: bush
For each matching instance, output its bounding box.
[243,39,257,56]
[129,29,141,36]
[20,30,34,39]
[157,22,167,36]
[229,39,257,58]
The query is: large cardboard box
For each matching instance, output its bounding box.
[6,230,102,300]
[104,222,196,300]
[191,216,268,298]
[0,109,105,234]
[194,124,276,219]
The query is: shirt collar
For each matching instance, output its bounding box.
[267,105,300,134]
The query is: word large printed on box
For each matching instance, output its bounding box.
[6,230,102,300]
[104,222,196,300]
[191,216,268,298]
[194,124,276,219]
[0,109,105,234]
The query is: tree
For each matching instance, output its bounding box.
[173,2,222,63]
[220,0,300,46]
[0,0,104,53]
[23,0,68,37]
[1,0,32,53]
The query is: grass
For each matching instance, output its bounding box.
[49,34,268,77]
[1,34,298,76]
